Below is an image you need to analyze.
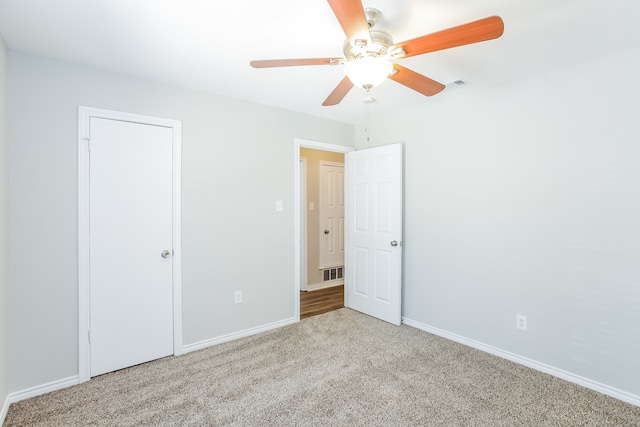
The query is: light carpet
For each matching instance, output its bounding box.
[4,308,640,426]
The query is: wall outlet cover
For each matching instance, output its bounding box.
[516,314,528,331]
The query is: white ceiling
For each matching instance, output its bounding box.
[0,0,638,124]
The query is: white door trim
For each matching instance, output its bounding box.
[294,139,354,321]
[299,157,308,292]
[78,106,183,383]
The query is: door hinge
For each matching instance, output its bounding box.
[88,329,92,344]
[84,137,91,152]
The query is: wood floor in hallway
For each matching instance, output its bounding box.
[300,285,344,319]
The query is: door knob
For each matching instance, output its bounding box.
[161,250,171,258]
[324,230,330,234]
[390,241,398,247]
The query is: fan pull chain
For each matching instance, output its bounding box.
[364,89,370,142]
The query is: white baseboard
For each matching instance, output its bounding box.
[182,317,298,354]
[305,280,343,292]
[402,317,640,407]
[1,393,9,425]
[8,375,79,405]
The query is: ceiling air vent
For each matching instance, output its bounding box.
[445,79,470,92]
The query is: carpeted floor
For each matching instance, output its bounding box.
[4,308,640,426]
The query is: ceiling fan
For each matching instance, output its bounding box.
[250,0,504,106]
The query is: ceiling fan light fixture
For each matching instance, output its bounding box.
[344,56,393,89]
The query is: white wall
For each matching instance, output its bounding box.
[7,51,354,392]
[0,33,10,418]
[358,46,640,399]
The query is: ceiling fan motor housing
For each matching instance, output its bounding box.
[343,29,393,60]
[365,7,380,28]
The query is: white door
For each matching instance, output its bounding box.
[345,143,403,325]
[89,117,174,377]
[320,162,345,268]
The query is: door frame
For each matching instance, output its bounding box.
[293,138,354,321]
[299,156,308,292]
[77,106,183,383]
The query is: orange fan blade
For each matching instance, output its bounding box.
[388,64,445,97]
[322,76,354,106]
[250,58,342,68]
[327,0,372,48]
[392,16,504,59]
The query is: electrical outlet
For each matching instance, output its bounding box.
[516,314,528,331]
[234,291,242,304]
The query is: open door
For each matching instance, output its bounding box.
[345,143,403,325]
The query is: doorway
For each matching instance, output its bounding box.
[78,107,183,382]
[300,148,345,318]
[301,149,345,291]
[294,139,354,320]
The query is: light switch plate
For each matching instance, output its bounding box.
[275,200,283,212]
